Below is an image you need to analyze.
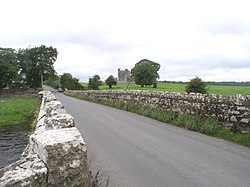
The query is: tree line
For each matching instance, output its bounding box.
[41,56,208,94]
[0,45,211,94]
[0,45,57,90]
[0,45,84,91]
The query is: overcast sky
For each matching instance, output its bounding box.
[1,0,250,82]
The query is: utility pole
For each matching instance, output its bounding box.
[41,74,43,89]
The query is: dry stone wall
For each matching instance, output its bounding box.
[66,90,250,133]
[0,89,38,98]
[0,91,89,187]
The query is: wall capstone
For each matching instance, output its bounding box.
[0,91,89,187]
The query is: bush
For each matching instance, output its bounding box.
[186,76,207,94]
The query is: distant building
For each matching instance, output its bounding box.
[118,68,131,83]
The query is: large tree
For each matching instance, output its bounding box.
[45,74,60,89]
[60,73,82,90]
[88,75,102,90]
[18,45,58,88]
[0,48,19,90]
[131,59,160,87]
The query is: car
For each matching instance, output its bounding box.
[58,88,64,92]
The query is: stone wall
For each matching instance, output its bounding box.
[66,90,250,133]
[0,91,89,187]
[0,89,38,98]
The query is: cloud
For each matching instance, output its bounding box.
[158,55,250,82]
[60,32,131,53]
[201,18,250,36]
[1,0,250,82]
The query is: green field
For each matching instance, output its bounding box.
[0,97,39,128]
[82,82,250,96]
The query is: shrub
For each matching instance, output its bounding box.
[186,76,207,94]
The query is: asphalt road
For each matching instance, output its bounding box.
[46,86,250,187]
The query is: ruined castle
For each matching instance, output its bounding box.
[118,68,131,83]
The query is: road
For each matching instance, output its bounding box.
[46,86,250,187]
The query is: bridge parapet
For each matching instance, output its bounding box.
[0,91,89,187]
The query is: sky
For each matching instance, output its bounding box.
[1,0,250,82]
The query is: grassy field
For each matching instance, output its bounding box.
[0,97,39,128]
[82,82,250,96]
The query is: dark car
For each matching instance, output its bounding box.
[58,88,64,92]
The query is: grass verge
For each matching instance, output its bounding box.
[0,97,39,129]
[66,92,250,147]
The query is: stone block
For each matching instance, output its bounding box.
[45,100,64,111]
[30,128,88,186]
[230,116,238,122]
[240,118,249,123]
[0,155,47,187]
[44,113,75,129]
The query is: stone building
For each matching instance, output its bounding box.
[118,68,131,83]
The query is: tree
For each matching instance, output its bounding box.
[186,76,207,94]
[131,59,160,87]
[71,77,83,90]
[18,45,58,88]
[88,75,102,90]
[60,73,82,90]
[0,48,19,90]
[105,75,117,88]
[45,74,60,89]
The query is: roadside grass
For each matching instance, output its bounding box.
[82,82,250,96]
[66,92,250,147]
[0,97,39,128]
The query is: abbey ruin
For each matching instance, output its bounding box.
[118,68,131,83]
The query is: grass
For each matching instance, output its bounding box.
[206,85,250,95]
[0,97,39,128]
[82,82,250,96]
[66,92,250,147]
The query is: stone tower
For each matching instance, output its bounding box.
[118,68,131,83]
